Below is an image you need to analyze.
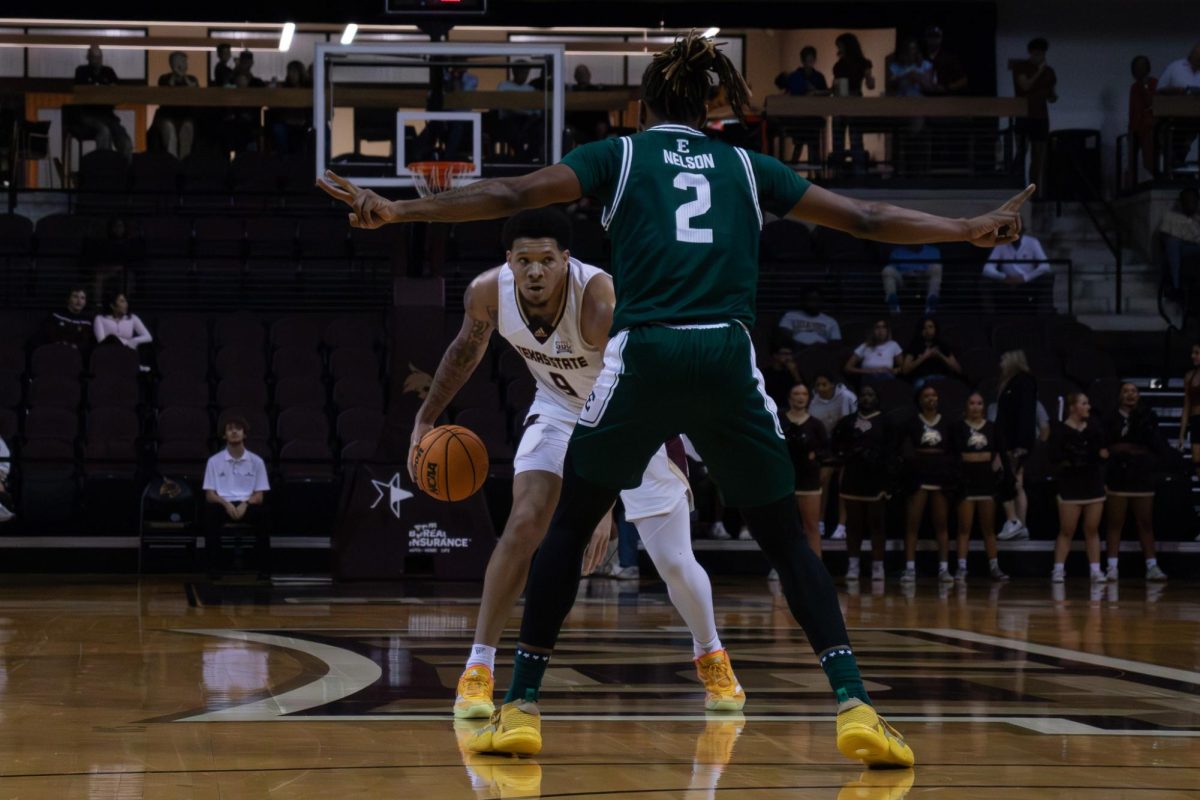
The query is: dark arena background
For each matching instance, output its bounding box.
[0,1,1196,797]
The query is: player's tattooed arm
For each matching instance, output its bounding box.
[414,271,498,428]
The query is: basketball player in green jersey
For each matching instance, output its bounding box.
[319,33,1032,768]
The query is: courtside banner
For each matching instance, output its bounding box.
[333,462,495,580]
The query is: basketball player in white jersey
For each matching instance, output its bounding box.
[410,208,744,720]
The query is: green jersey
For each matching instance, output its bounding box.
[560,124,811,332]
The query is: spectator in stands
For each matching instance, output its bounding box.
[567,64,610,145]
[1128,56,1157,180]
[832,385,891,581]
[831,33,876,172]
[1104,383,1171,582]
[845,319,903,385]
[93,292,153,371]
[1155,44,1200,171]
[1011,37,1057,191]
[763,342,803,410]
[778,287,841,347]
[213,42,235,86]
[783,47,828,165]
[44,287,93,350]
[1049,393,1108,584]
[203,416,271,579]
[0,435,13,522]
[781,382,829,555]
[922,26,967,95]
[900,384,955,584]
[886,39,934,97]
[268,60,312,154]
[1160,188,1200,299]
[881,243,942,314]
[810,372,855,542]
[1178,343,1200,483]
[156,51,199,159]
[994,350,1038,541]
[70,45,133,161]
[788,46,829,96]
[498,60,542,160]
[234,50,265,87]
[981,232,1052,311]
[902,316,963,388]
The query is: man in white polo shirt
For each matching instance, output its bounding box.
[1158,44,1200,171]
[203,415,270,578]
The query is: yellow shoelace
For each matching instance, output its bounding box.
[701,659,735,691]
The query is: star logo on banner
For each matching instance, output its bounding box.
[371,473,414,519]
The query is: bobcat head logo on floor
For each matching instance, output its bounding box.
[403,363,432,399]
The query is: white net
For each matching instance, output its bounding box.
[408,161,473,197]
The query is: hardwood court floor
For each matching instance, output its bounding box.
[0,574,1196,798]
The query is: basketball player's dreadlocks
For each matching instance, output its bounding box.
[641,31,753,124]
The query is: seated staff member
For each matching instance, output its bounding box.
[781,382,830,556]
[900,384,955,584]
[952,392,1008,581]
[1104,383,1170,582]
[1049,393,1108,584]
[832,385,892,582]
[202,416,271,579]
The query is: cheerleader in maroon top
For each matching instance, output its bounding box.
[952,392,1008,581]
[1049,393,1109,583]
[900,384,955,584]
[780,383,830,556]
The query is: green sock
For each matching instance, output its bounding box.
[820,646,871,705]
[504,647,550,704]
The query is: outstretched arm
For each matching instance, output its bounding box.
[789,183,1035,248]
[318,165,583,228]
[408,272,499,476]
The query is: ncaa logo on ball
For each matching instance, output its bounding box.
[424,461,440,495]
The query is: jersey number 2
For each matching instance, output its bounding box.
[673,173,713,244]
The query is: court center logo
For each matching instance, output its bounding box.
[370,473,414,519]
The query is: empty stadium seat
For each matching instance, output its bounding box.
[270,315,326,351]
[24,407,79,441]
[332,376,384,412]
[329,347,379,382]
[157,347,208,380]
[155,375,209,409]
[215,346,267,380]
[271,346,323,381]
[278,439,335,480]
[336,407,384,446]
[87,375,140,410]
[156,407,211,442]
[28,374,82,411]
[89,344,141,378]
[276,406,330,443]
[213,313,266,350]
[275,377,326,410]
[30,344,83,378]
[216,377,269,411]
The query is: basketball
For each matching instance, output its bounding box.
[412,425,489,502]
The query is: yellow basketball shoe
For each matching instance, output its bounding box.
[454,665,496,719]
[694,649,747,712]
[466,697,543,756]
[835,693,915,768]
[693,712,746,766]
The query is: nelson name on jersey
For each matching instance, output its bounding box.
[662,150,716,170]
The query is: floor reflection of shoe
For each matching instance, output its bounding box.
[489,761,544,798]
[1050,569,1065,584]
[695,649,747,712]
[990,565,1009,581]
[845,564,860,582]
[467,698,542,756]
[693,711,745,766]
[737,526,753,540]
[831,524,847,540]
[836,767,916,799]
[899,567,916,584]
[454,665,496,719]
[835,694,915,768]
[871,563,885,582]
[767,568,779,581]
[937,568,953,584]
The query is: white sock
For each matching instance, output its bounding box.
[634,496,720,658]
[848,556,860,572]
[938,561,948,573]
[1052,563,1065,573]
[1145,558,1157,569]
[1107,557,1119,570]
[958,558,968,572]
[905,560,915,571]
[466,643,496,671]
[1089,562,1102,575]
[988,558,1000,570]
[694,635,723,659]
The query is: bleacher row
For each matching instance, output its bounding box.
[0,310,393,527]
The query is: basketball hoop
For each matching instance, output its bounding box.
[408,161,473,197]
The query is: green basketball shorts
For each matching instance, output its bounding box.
[571,322,795,508]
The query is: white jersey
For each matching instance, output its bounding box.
[497,257,606,425]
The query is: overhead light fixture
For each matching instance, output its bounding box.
[340,23,358,45]
[701,27,720,38]
[278,21,295,51]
